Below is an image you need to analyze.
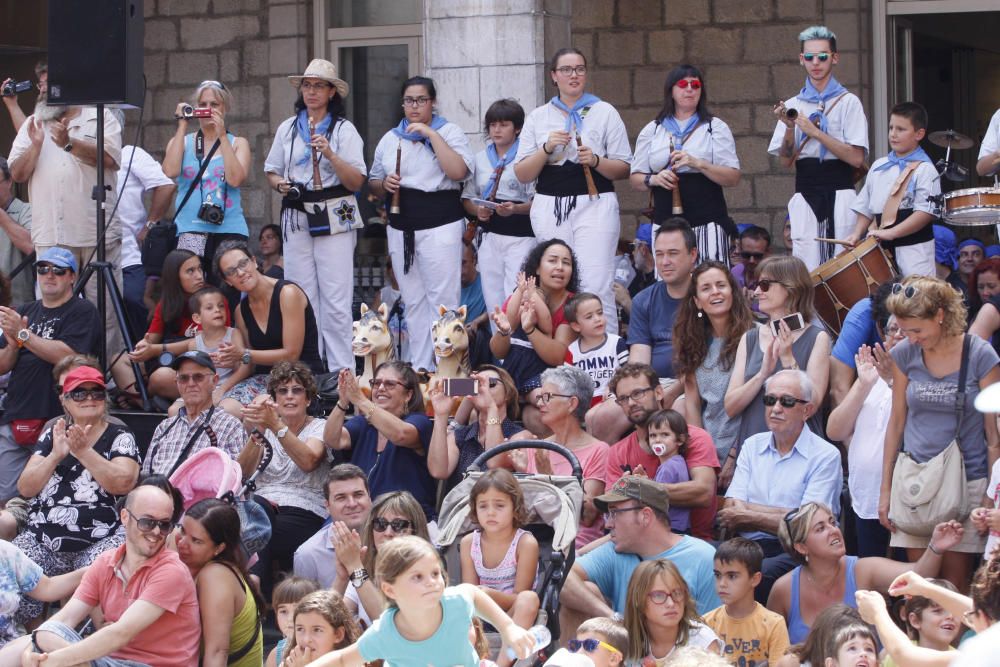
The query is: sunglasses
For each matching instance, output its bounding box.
[740,251,765,261]
[891,283,919,299]
[176,372,212,384]
[199,79,227,90]
[647,589,685,605]
[783,501,824,537]
[763,394,809,408]
[756,279,785,292]
[567,639,622,656]
[36,265,70,276]
[370,378,409,390]
[372,517,414,533]
[126,508,173,534]
[65,388,106,402]
[802,52,831,62]
[675,78,701,90]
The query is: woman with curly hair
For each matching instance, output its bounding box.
[673,261,753,466]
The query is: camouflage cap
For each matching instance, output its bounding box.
[594,475,670,515]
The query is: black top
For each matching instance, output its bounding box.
[240,279,323,375]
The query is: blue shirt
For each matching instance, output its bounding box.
[460,274,487,323]
[357,587,478,667]
[173,132,249,236]
[579,537,721,615]
[0,540,42,645]
[627,281,679,378]
[830,298,880,369]
[726,426,843,541]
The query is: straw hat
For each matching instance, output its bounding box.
[288,59,349,98]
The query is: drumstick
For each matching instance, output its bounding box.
[390,143,402,215]
[670,134,683,215]
[814,237,854,247]
[575,132,599,200]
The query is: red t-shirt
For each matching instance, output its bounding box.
[73,544,201,667]
[606,426,720,540]
[147,301,230,338]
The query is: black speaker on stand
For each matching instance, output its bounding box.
[46,0,150,409]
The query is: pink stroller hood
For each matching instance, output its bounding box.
[169,447,243,511]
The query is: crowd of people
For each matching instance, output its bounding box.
[0,21,999,667]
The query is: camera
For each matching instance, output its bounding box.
[1,80,31,98]
[198,201,225,225]
[784,108,799,120]
[284,182,305,201]
[176,104,213,119]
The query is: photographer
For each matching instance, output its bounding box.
[264,60,365,373]
[162,80,250,279]
[1,61,46,131]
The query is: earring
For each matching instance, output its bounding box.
[697,310,703,319]
[805,554,809,564]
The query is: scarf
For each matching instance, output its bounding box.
[483,139,519,199]
[550,93,601,133]
[661,114,701,150]
[391,115,449,148]
[796,76,848,160]
[874,146,933,194]
[295,110,332,166]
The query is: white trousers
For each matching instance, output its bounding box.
[788,190,857,272]
[530,192,621,335]
[387,220,463,369]
[894,239,936,278]
[477,233,537,329]
[282,211,357,372]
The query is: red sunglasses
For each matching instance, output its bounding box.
[676,79,702,90]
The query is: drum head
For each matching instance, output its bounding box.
[944,209,1000,226]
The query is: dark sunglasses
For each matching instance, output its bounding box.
[763,394,808,408]
[891,283,919,299]
[65,388,106,402]
[567,639,621,656]
[802,52,831,62]
[675,78,701,89]
[372,517,413,533]
[740,251,765,261]
[36,265,70,276]
[756,279,785,292]
[126,508,173,534]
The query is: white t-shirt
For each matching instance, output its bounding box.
[984,457,1000,560]
[847,378,892,520]
[565,333,629,400]
[369,122,473,192]
[116,145,174,268]
[978,108,1000,160]
[515,100,633,169]
[461,146,535,202]
[767,91,869,159]
[852,158,940,218]
[263,116,367,186]
[632,117,740,174]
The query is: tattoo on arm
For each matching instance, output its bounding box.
[779,136,795,158]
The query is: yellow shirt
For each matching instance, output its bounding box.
[703,602,790,666]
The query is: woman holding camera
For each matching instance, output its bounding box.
[264,60,366,373]
[163,80,251,278]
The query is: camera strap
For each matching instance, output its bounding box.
[173,131,222,220]
[193,130,227,209]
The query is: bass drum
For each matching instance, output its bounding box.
[811,236,897,335]
[942,187,1000,226]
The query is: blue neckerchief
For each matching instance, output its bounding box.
[661,114,700,150]
[874,146,934,194]
[295,110,332,166]
[484,139,519,199]
[796,76,848,160]
[391,115,448,148]
[550,93,601,133]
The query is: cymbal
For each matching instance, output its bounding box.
[928,130,974,150]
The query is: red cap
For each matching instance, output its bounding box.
[62,366,106,393]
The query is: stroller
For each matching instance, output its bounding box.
[436,440,585,657]
[169,438,274,559]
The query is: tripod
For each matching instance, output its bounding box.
[72,103,151,411]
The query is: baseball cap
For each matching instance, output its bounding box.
[594,475,670,515]
[171,350,216,373]
[62,366,106,393]
[634,223,652,246]
[35,247,78,273]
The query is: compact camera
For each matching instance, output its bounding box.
[198,201,225,224]
[1,80,31,97]
[176,104,213,119]
[284,182,306,201]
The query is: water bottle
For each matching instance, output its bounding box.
[614,254,636,288]
[506,624,552,659]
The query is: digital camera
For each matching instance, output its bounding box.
[1,80,31,97]
[284,182,306,201]
[197,201,225,225]
[177,104,213,119]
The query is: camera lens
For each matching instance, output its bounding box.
[286,185,302,201]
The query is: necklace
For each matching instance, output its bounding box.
[803,558,842,595]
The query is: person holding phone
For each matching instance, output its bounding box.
[723,255,831,471]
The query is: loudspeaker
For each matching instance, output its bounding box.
[47,0,144,107]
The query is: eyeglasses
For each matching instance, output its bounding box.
[802,52,831,62]
[300,81,331,91]
[370,378,409,391]
[402,96,431,107]
[125,508,174,534]
[614,386,654,406]
[275,385,306,396]
[372,517,414,533]
[740,251,765,261]
[763,394,809,408]
[555,65,587,76]
[221,256,253,279]
[885,323,902,337]
[602,505,644,522]
[675,78,702,90]
[36,265,70,276]
[535,392,574,405]
[199,80,227,90]
[891,283,919,299]
[65,388,106,402]
[567,639,622,656]
[756,279,785,292]
[647,589,685,605]
[177,372,212,384]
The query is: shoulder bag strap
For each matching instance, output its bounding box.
[165,406,216,478]
[954,334,971,443]
[174,134,222,219]
[790,92,851,163]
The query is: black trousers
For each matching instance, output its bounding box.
[250,496,325,600]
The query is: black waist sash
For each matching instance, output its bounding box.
[875,208,933,249]
[794,158,855,260]
[387,188,465,274]
[652,172,735,234]
[281,184,352,213]
[536,162,615,197]
[478,199,534,238]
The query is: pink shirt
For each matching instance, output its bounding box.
[524,439,610,548]
[74,544,200,667]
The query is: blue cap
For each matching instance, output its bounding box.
[736,223,754,235]
[988,245,1000,259]
[35,247,78,273]
[635,223,652,246]
[932,225,957,270]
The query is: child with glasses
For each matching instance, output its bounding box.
[567,617,626,667]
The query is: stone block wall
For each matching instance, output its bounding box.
[570,0,873,243]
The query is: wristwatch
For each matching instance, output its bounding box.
[15,329,29,348]
[486,416,501,426]
[275,424,289,439]
[349,567,369,589]
[63,141,73,153]
[240,349,252,365]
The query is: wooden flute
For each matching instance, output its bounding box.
[575,132,599,200]
[390,143,402,214]
[670,134,684,215]
[309,118,322,190]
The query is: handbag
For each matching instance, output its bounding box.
[888,335,972,536]
[10,418,46,447]
[302,192,363,238]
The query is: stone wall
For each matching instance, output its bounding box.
[570,0,873,242]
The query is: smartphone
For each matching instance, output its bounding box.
[770,312,805,336]
[442,377,479,397]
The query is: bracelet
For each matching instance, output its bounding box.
[928,542,942,556]
[644,173,652,188]
[593,155,601,168]
[364,405,376,421]
[542,143,554,155]
[523,327,536,335]
[335,402,350,412]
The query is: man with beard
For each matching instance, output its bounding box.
[13,482,201,667]
[604,362,720,541]
[7,79,124,356]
